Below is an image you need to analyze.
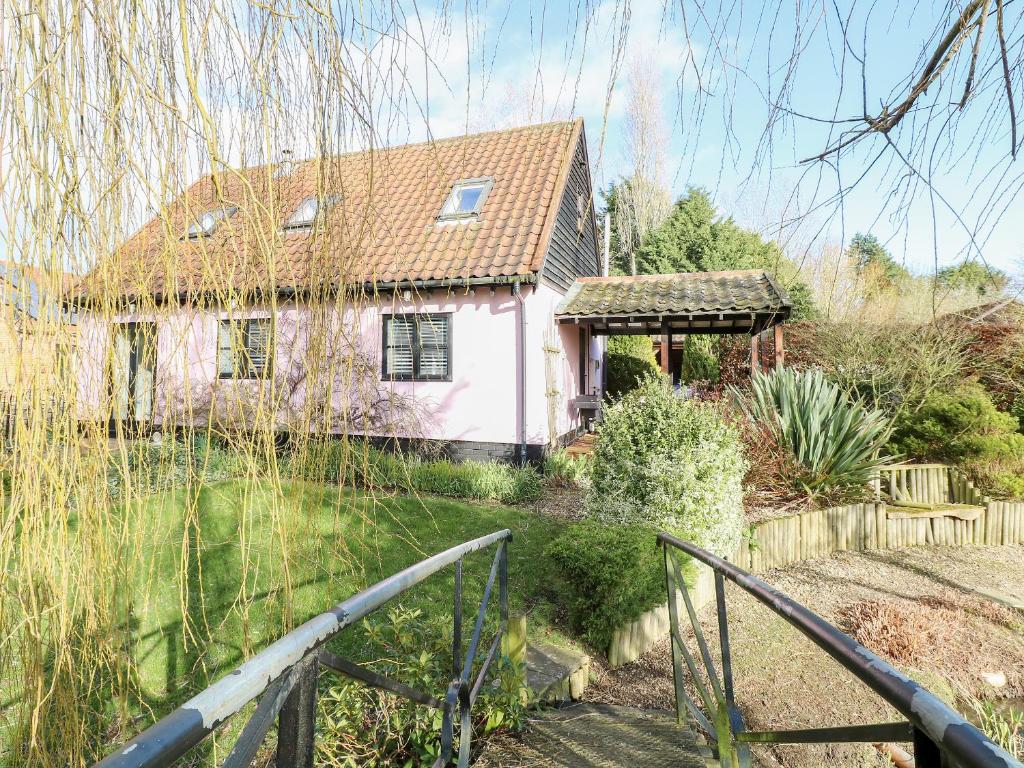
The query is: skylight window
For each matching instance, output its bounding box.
[438,178,492,220]
[186,205,237,239]
[284,196,319,230]
[283,194,339,231]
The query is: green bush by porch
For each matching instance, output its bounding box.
[585,375,746,556]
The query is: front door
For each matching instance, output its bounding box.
[109,322,157,433]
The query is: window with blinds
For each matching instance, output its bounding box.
[218,318,273,379]
[382,313,451,381]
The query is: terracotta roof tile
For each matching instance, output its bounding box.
[77,120,582,299]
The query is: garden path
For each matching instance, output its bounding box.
[475,703,710,767]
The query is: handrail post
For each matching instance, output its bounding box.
[453,557,463,678]
[277,655,318,768]
[714,572,735,709]
[499,541,509,628]
[663,542,687,727]
[913,727,943,767]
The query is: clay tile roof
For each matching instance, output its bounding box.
[555,270,792,318]
[76,119,583,300]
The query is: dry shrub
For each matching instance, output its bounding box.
[737,418,815,521]
[840,599,966,668]
[920,589,1020,631]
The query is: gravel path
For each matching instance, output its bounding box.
[575,545,1024,767]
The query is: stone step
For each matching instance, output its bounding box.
[526,641,590,703]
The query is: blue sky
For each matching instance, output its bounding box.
[5,1,1021,278]
[382,1,1024,275]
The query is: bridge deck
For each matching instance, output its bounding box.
[475,703,711,767]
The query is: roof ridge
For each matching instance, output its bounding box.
[207,119,579,180]
[576,269,768,283]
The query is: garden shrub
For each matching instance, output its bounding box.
[285,437,351,484]
[405,458,542,504]
[107,432,258,498]
[545,521,667,649]
[586,376,746,555]
[784,322,969,421]
[888,384,1024,464]
[543,448,588,487]
[681,334,720,383]
[605,335,658,400]
[340,443,543,505]
[890,384,1024,499]
[316,606,527,766]
[739,368,894,497]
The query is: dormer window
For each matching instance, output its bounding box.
[283,195,338,231]
[186,205,237,239]
[438,178,492,221]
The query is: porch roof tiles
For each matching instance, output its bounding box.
[555,270,792,335]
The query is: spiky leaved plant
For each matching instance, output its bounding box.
[737,368,896,496]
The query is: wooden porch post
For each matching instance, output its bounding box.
[661,330,671,374]
[774,324,785,369]
[749,332,760,378]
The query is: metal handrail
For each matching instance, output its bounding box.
[94,528,512,768]
[658,531,1023,768]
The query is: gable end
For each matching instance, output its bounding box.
[536,127,601,292]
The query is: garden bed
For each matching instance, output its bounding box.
[582,544,1024,766]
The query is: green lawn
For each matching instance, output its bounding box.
[125,478,571,717]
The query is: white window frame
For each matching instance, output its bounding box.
[283,194,340,231]
[186,205,238,239]
[437,178,493,221]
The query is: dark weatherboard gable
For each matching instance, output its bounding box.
[538,127,601,291]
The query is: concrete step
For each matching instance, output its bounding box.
[526,642,590,703]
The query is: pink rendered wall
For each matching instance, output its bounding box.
[74,282,599,451]
[522,281,601,447]
[75,287,524,445]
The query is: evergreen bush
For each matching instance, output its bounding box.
[545,521,666,649]
[605,335,659,400]
[739,368,894,496]
[586,376,746,555]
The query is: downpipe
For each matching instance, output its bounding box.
[512,281,527,466]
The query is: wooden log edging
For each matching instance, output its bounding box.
[606,498,1024,667]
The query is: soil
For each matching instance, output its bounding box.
[576,545,1024,767]
[529,483,586,522]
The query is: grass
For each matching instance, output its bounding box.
[29,477,571,757]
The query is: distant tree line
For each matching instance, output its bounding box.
[602,184,817,320]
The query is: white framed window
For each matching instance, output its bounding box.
[186,205,237,239]
[283,194,340,231]
[438,178,493,221]
[382,314,451,381]
[284,196,320,230]
[218,318,273,379]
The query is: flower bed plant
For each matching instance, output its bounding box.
[737,368,893,498]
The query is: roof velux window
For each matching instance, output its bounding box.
[284,196,320,230]
[186,205,237,239]
[438,178,492,221]
[283,195,340,231]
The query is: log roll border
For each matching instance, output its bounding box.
[607,497,1024,668]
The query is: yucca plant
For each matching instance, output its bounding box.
[736,368,896,496]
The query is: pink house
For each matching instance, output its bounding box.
[72,120,604,462]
